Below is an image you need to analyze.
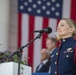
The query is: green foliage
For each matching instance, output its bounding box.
[0,51,26,65]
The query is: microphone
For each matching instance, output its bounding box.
[34,27,52,34]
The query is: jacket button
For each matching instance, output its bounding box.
[56,53,58,55]
[55,62,57,64]
[66,55,69,58]
[63,39,65,42]
[55,71,57,74]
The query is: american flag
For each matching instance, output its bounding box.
[18,0,76,72]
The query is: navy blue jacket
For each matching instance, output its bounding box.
[51,37,76,75]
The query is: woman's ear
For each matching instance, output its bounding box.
[70,27,75,33]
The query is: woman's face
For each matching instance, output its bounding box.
[57,20,74,38]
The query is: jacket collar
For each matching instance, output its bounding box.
[61,37,74,43]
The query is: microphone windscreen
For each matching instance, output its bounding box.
[45,27,52,34]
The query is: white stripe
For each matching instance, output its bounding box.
[33,16,43,72]
[62,0,71,18]
[21,14,29,62]
[48,19,57,37]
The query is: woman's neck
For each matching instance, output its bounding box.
[61,35,72,39]
[62,36,72,39]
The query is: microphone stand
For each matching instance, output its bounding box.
[7,33,42,75]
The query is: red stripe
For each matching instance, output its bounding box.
[56,19,60,30]
[42,17,49,48]
[18,13,22,48]
[71,0,76,65]
[71,0,76,21]
[56,20,60,47]
[28,15,34,69]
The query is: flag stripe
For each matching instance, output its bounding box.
[42,18,49,48]
[62,0,71,18]
[18,13,22,48]
[28,15,35,69]
[21,14,29,60]
[33,16,43,72]
[56,20,60,29]
[48,19,57,37]
[71,0,76,21]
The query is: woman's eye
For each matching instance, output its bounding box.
[61,24,64,26]
[57,24,65,28]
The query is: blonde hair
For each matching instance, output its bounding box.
[61,18,76,36]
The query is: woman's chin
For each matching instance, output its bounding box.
[57,34,62,37]
[56,35,61,40]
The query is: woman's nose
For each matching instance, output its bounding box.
[57,27,60,30]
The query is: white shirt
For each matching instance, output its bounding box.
[49,48,56,73]
[42,59,48,64]
[37,59,48,71]
[50,48,56,54]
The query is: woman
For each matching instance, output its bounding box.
[51,18,76,75]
